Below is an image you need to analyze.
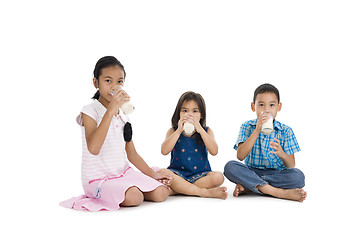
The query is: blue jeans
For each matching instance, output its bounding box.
[224,160,305,194]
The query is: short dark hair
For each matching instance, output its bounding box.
[92,56,126,99]
[253,83,280,103]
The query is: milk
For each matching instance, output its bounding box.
[120,101,135,115]
[109,86,135,115]
[183,122,195,135]
[261,113,273,135]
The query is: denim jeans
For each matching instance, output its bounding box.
[224,160,305,194]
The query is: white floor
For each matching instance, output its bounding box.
[6,179,353,240]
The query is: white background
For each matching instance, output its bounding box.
[1,0,360,239]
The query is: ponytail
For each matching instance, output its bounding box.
[92,90,100,100]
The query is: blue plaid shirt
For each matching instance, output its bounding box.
[234,119,301,170]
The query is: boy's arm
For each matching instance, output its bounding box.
[237,116,266,161]
[270,138,296,168]
[237,128,260,160]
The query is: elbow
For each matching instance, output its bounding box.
[237,153,245,161]
[287,163,296,168]
[209,148,218,156]
[161,144,171,156]
[87,145,100,156]
[161,150,168,156]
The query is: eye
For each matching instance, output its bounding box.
[118,80,124,84]
[105,79,111,83]
[259,103,264,107]
[182,109,188,113]
[270,104,275,107]
[193,109,199,113]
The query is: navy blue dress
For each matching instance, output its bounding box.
[167,128,212,183]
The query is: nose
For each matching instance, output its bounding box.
[264,106,271,113]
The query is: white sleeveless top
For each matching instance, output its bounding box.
[76,100,130,185]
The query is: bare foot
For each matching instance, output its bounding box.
[233,184,251,197]
[277,188,307,202]
[258,184,307,202]
[202,187,228,199]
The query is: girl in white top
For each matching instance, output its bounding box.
[60,56,170,211]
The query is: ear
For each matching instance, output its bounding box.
[93,77,99,89]
[251,102,256,112]
[278,102,282,112]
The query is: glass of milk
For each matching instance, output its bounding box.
[183,122,195,135]
[109,86,135,115]
[261,112,273,135]
[183,113,195,135]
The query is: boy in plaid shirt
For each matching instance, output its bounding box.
[224,83,307,202]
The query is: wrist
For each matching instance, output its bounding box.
[146,168,156,178]
[253,128,261,136]
[175,127,183,135]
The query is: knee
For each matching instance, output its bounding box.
[289,169,305,188]
[210,171,224,187]
[151,186,169,202]
[223,160,239,178]
[122,187,144,207]
[294,169,305,188]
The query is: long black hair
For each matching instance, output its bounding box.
[92,56,126,99]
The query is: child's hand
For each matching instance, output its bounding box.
[270,138,286,159]
[152,172,172,186]
[256,112,269,132]
[108,89,130,114]
[187,114,202,132]
[178,114,189,132]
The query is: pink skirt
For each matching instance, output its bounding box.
[60,167,164,211]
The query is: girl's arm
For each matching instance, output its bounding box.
[84,89,130,155]
[188,114,218,156]
[161,127,182,155]
[198,127,218,156]
[83,109,116,155]
[126,140,171,184]
[161,115,188,155]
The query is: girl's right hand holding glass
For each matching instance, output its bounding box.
[108,88,130,115]
[177,114,190,132]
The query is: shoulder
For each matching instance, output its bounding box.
[275,120,297,137]
[76,100,102,126]
[242,119,257,127]
[239,119,256,131]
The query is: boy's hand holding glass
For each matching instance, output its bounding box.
[256,112,270,133]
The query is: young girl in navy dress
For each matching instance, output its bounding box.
[60,56,171,211]
[158,91,228,199]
